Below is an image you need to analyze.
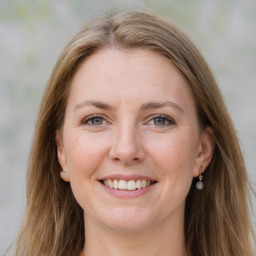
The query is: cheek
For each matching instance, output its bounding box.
[64,132,109,178]
[148,129,198,185]
[151,129,197,164]
[63,133,110,210]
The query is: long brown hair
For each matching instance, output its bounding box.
[15,10,255,256]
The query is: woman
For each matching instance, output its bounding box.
[15,10,255,256]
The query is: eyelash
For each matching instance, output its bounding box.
[147,114,175,127]
[81,114,107,126]
[80,114,175,127]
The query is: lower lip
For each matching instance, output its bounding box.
[99,182,157,198]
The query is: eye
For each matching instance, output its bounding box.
[81,114,108,126]
[147,115,175,127]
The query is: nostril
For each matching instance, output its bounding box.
[113,157,138,161]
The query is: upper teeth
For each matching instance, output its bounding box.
[103,179,151,190]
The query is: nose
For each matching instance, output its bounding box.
[109,124,146,165]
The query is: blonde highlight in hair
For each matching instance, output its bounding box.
[15,10,255,256]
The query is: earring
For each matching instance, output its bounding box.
[196,164,204,190]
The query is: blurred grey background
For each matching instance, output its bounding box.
[0,0,255,254]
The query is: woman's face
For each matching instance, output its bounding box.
[56,48,213,233]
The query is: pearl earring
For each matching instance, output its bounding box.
[196,164,204,190]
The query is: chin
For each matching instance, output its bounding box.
[98,207,155,232]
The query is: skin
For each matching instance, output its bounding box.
[56,48,214,256]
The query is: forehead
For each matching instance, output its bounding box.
[67,48,195,112]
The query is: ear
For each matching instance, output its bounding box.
[193,126,215,177]
[56,131,70,182]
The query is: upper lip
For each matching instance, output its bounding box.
[99,174,157,181]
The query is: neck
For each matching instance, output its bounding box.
[80,213,187,256]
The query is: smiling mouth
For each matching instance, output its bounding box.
[100,179,158,191]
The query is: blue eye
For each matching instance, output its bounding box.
[149,115,175,126]
[81,115,107,126]
[153,117,167,125]
[89,117,104,125]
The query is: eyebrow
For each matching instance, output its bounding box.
[74,100,184,113]
[74,100,113,111]
[140,101,184,113]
